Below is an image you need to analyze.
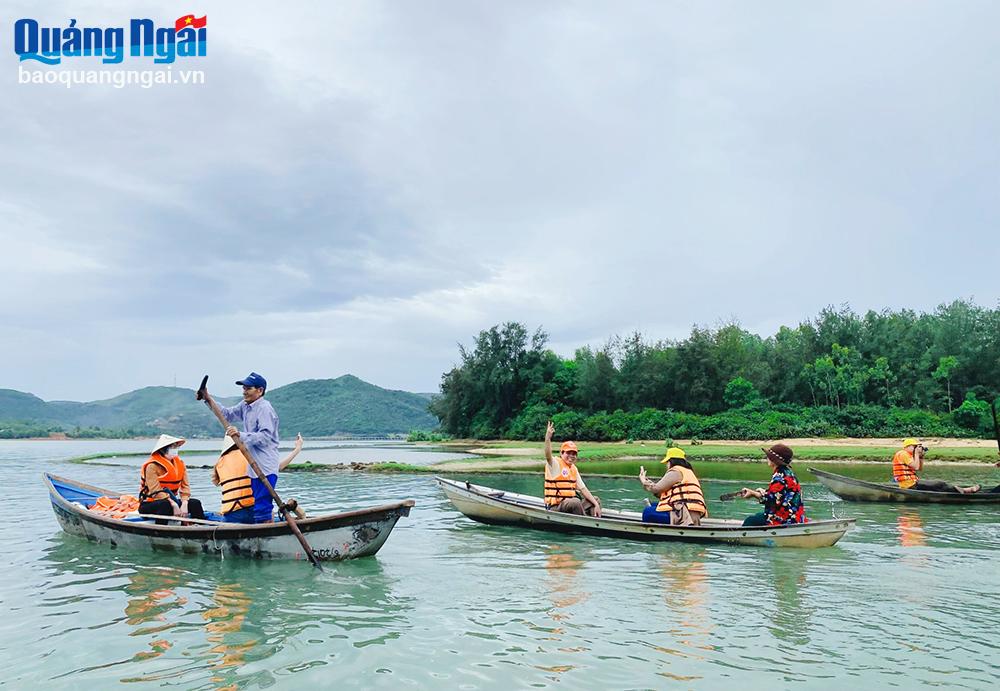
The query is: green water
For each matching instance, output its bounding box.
[4,441,1000,688]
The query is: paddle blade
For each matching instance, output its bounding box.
[195,375,209,400]
[719,491,742,502]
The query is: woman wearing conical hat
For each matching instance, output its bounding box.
[138,434,205,523]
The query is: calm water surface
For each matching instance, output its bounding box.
[3,440,1000,689]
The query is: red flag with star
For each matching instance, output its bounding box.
[175,15,207,32]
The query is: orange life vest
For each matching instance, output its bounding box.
[656,465,708,516]
[215,448,255,514]
[89,495,140,519]
[892,449,917,489]
[139,452,187,501]
[544,457,579,506]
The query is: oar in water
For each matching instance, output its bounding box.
[196,375,323,570]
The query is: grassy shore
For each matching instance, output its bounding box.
[435,439,1000,462]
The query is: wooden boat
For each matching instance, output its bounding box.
[811,467,1000,504]
[46,473,414,561]
[437,477,853,548]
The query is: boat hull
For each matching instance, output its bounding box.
[438,478,852,548]
[46,473,413,561]
[811,467,1000,504]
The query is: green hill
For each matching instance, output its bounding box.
[0,376,437,437]
[269,376,438,435]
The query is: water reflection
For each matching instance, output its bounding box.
[657,550,713,646]
[896,512,927,548]
[763,553,812,647]
[124,567,189,660]
[39,537,414,686]
[537,544,590,680]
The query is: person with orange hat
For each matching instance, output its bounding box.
[638,447,707,526]
[891,439,979,493]
[543,421,601,516]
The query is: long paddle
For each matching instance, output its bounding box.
[196,375,323,570]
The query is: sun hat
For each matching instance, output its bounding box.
[901,438,920,448]
[762,443,793,466]
[220,435,238,454]
[151,434,185,455]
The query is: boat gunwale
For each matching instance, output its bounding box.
[45,472,415,539]
[436,477,854,537]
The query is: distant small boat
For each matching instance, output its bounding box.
[45,473,414,561]
[811,468,1000,504]
[437,477,853,548]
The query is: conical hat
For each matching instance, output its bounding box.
[220,435,238,454]
[151,434,185,454]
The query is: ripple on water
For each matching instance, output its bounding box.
[4,445,1000,688]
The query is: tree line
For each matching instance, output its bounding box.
[428,300,1000,440]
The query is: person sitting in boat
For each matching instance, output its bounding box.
[738,444,806,526]
[212,433,305,523]
[638,447,706,526]
[892,439,980,493]
[138,435,206,523]
[543,421,601,517]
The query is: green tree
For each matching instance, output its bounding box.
[933,355,959,412]
[723,377,761,408]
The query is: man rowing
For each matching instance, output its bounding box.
[543,421,601,516]
[200,371,282,523]
[892,438,979,493]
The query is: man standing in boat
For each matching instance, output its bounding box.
[543,421,601,516]
[214,372,282,523]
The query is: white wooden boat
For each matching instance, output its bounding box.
[437,477,853,548]
[46,473,414,562]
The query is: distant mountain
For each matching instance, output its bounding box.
[0,375,438,437]
[270,376,438,435]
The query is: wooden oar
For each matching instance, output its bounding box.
[196,375,323,570]
[719,491,743,502]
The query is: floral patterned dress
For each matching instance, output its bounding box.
[761,466,806,525]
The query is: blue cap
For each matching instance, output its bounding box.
[236,372,267,390]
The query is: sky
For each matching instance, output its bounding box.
[2,1,999,402]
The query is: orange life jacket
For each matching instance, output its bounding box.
[89,495,140,519]
[656,464,708,516]
[139,452,187,501]
[215,448,255,514]
[892,449,917,489]
[544,457,579,506]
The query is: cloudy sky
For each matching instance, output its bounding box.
[3,1,999,401]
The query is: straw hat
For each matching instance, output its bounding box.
[151,434,185,454]
[220,435,238,454]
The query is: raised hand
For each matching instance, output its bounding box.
[545,420,555,441]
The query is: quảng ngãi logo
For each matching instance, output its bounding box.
[13,15,207,65]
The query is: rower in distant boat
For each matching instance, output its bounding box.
[892,438,980,493]
[638,447,707,526]
[138,434,206,524]
[543,420,601,517]
[738,443,806,526]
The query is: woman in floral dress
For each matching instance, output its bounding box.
[739,443,806,526]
